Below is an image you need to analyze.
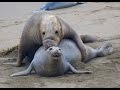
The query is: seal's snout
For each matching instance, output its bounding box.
[43,39,58,50]
[53,51,61,57]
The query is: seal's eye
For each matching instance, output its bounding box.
[55,30,59,34]
[49,47,52,51]
[42,32,45,35]
[59,49,61,51]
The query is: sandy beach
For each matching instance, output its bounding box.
[0,2,120,88]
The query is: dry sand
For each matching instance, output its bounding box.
[0,2,120,88]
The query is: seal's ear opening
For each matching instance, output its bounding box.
[43,39,58,50]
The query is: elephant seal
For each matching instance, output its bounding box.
[33,2,85,13]
[6,11,91,67]
[40,2,83,10]
[11,39,113,77]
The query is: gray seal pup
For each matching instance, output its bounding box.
[6,11,94,66]
[11,39,113,77]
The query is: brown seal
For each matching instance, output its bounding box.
[7,11,97,66]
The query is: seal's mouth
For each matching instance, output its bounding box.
[52,53,61,58]
[43,39,58,50]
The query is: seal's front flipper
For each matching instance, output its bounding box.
[11,63,33,77]
[67,63,92,74]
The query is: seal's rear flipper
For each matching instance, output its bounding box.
[11,63,33,77]
[97,42,113,57]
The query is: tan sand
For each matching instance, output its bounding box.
[0,2,120,88]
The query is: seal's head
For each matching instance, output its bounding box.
[40,14,63,45]
[46,46,62,60]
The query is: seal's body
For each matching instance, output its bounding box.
[11,39,113,77]
[33,2,84,13]
[40,2,81,10]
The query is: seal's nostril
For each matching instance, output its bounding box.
[52,52,61,57]
[49,47,52,50]
[54,53,60,57]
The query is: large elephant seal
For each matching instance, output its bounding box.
[7,11,92,67]
[11,39,113,77]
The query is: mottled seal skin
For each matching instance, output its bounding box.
[7,11,92,67]
[11,39,113,77]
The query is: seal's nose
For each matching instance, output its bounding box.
[43,39,58,50]
[52,49,61,57]
[45,36,56,41]
[54,52,60,57]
